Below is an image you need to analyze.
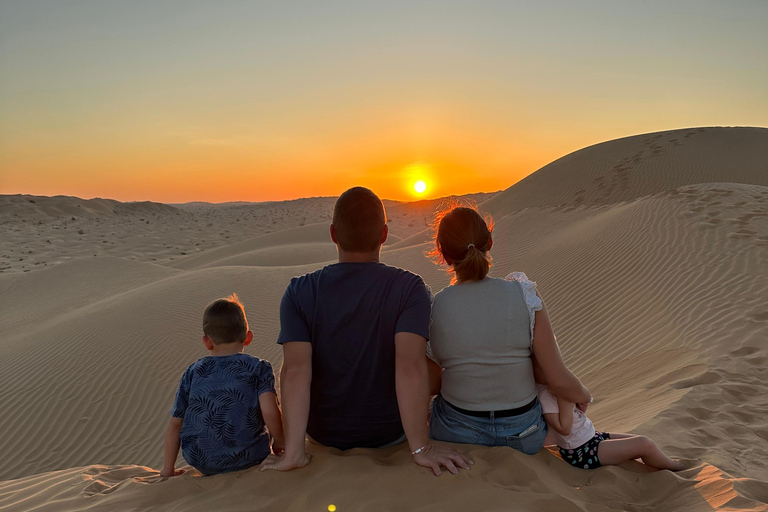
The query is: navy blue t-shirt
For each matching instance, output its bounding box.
[171,353,276,475]
[277,262,431,450]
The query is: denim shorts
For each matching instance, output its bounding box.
[429,395,548,455]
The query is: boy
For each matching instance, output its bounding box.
[160,294,284,477]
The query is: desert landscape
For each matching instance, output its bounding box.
[1,126,767,511]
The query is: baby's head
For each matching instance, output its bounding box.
[202,294,252,347]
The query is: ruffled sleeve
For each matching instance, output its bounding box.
[504,271,543,344]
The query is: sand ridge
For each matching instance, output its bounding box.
[1,127,767,510]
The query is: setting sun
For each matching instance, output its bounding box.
[414,180,427,194]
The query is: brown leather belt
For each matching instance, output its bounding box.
[445,397,537,418]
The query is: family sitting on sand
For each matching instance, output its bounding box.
[160,187,684,478]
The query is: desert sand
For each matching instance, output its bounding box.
[0,127,767,511]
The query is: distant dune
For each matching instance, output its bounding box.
[1,127,766,511]
[0,194,181,220]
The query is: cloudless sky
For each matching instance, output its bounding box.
[1,0,766,202]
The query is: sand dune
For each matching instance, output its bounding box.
[1,127,766,511]
[169,223,336,270]
[482,126,768,216]
[0,195,182,221]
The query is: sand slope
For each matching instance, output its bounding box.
[1,127,766,511]
[482,127,768,216]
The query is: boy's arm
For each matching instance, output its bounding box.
[160,417,184,477]
[261,342,312,472]
[259,391,285,454]
[556,396,574,436]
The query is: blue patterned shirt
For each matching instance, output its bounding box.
[171,353,276,475]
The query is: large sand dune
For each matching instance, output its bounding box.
[1,127,767,511]
[483,126,768,216]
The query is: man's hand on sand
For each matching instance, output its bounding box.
[412,443,473,476]
[259,452,311,472]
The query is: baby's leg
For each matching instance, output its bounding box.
[597,435,684,471]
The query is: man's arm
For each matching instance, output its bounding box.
[260,342,311,471]
[160,417,184,477]
[395,332,473,476]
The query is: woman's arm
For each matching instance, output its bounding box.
[531,297,591,405]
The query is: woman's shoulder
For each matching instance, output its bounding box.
[503,271,534,284]
[433,276,518,301]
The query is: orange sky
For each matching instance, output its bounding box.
[1,1,767,203]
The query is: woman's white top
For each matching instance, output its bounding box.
[428,273,543,410]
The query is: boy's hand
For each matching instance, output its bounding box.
[260,452,310,472]
[159,468,184,477]
[271,438,285,455]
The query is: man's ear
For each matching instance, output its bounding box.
[202,335,215,351]
[243,330,254,346]
[487,235,493,251]
[380,224,388,245]
[330,224,338,244]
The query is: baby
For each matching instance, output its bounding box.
[160,294,285,476]
[537,384,683,471]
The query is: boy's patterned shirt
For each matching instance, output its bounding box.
[171,353,276,475]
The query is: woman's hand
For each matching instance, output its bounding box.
[576,395,593,414]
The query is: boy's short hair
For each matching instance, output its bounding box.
[332,187,387,252]
[202,294,248,345]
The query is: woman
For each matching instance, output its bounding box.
[427,205,592,454]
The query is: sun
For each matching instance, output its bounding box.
[414,180,427,194]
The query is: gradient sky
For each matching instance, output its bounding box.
[1,0,767,203]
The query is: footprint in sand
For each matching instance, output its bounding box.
[672,371,723,389]
[747,311,768,322]
[728,229,757,240]
[730,346,759,356]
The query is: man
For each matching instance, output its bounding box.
[260,187,472,476]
